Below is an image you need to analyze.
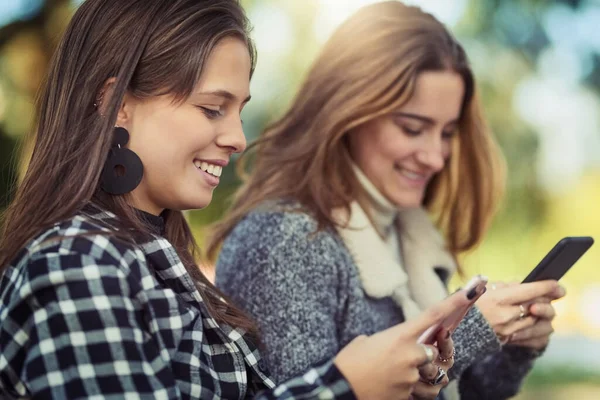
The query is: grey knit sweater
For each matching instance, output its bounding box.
[215,205,540,399]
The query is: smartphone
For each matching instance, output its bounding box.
[417,275,488,345]
[522,236,594,283]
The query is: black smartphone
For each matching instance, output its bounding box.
[522,236,594,283]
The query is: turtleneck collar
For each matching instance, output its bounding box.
[351,162,398,238]
[137,209,166,236]
[84,202,166,237]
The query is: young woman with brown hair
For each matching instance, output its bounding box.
[0,1,477,399]
[210,2,564,399]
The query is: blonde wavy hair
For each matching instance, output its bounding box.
[208,1,506,267]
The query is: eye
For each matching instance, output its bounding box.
[197,106,222,119]
[402,126,422,136]
[442,130,456,139]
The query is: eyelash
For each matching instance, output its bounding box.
[401,126,455,139]
[198,106,222,119]
[402,126,421,136]
[197,106,245,126]
[442,130,455,139]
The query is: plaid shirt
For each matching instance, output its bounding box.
[0,207,355,399]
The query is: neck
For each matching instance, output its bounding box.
[129,190,164,216]
[351,163,398,237]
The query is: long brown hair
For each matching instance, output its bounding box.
[208,1,506,266]
[0,0,258,336]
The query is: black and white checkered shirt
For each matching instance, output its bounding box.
[0,207,355,399]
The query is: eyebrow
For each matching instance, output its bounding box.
[198,90,251,104]
[395,112,458,126]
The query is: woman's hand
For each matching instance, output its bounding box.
[412,330,454,400]
[475,280,565,345]
[509,298,558,350]
[334,290,468,400]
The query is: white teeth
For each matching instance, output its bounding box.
[194,160,223,178]
[400,169,425,180]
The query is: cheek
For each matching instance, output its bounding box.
[380,136,412,164]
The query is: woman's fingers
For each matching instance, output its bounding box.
[434,330,455,367]
[511,320,554,342]
[501,280,560,304]
[528,303,556,320]
[495,315,537,336]
[494,303,535,325]
[418,361,439,381]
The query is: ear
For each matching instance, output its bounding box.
[95,77,132,126]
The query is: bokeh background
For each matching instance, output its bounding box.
[0,0,599,398]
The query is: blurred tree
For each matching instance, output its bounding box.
[0,0,73,211]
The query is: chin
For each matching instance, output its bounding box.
[177,194,213,211]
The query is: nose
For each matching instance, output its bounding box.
[217,115,247,154]
[415,136,446,172]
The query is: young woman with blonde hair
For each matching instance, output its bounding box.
[210,2,564,399]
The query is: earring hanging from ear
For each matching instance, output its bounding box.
[100,127,144,195]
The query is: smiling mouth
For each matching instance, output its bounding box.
[193,160,222,177]
[394,165,429,182]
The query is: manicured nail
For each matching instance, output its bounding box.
[467,287,478,300]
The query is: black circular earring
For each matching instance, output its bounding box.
[100,127,144,195]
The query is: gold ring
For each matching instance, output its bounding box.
[519,304,527,320]
[438,348,456,363]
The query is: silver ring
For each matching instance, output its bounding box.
[519,304,527,320]
[438,348,456,363]
[420,344,435,365]
[428,366,446,385]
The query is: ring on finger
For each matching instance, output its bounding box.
[518,304,528,320]
[426,366,446,385]
[438,348,455,363]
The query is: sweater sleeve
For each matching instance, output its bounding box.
[450,306,540,399]
[458,346,539,400]
[216,210,349,383]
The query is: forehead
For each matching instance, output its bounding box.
[401,71,465,122]
[194,36,251,99]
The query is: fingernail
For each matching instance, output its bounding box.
[467,287,478,300]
